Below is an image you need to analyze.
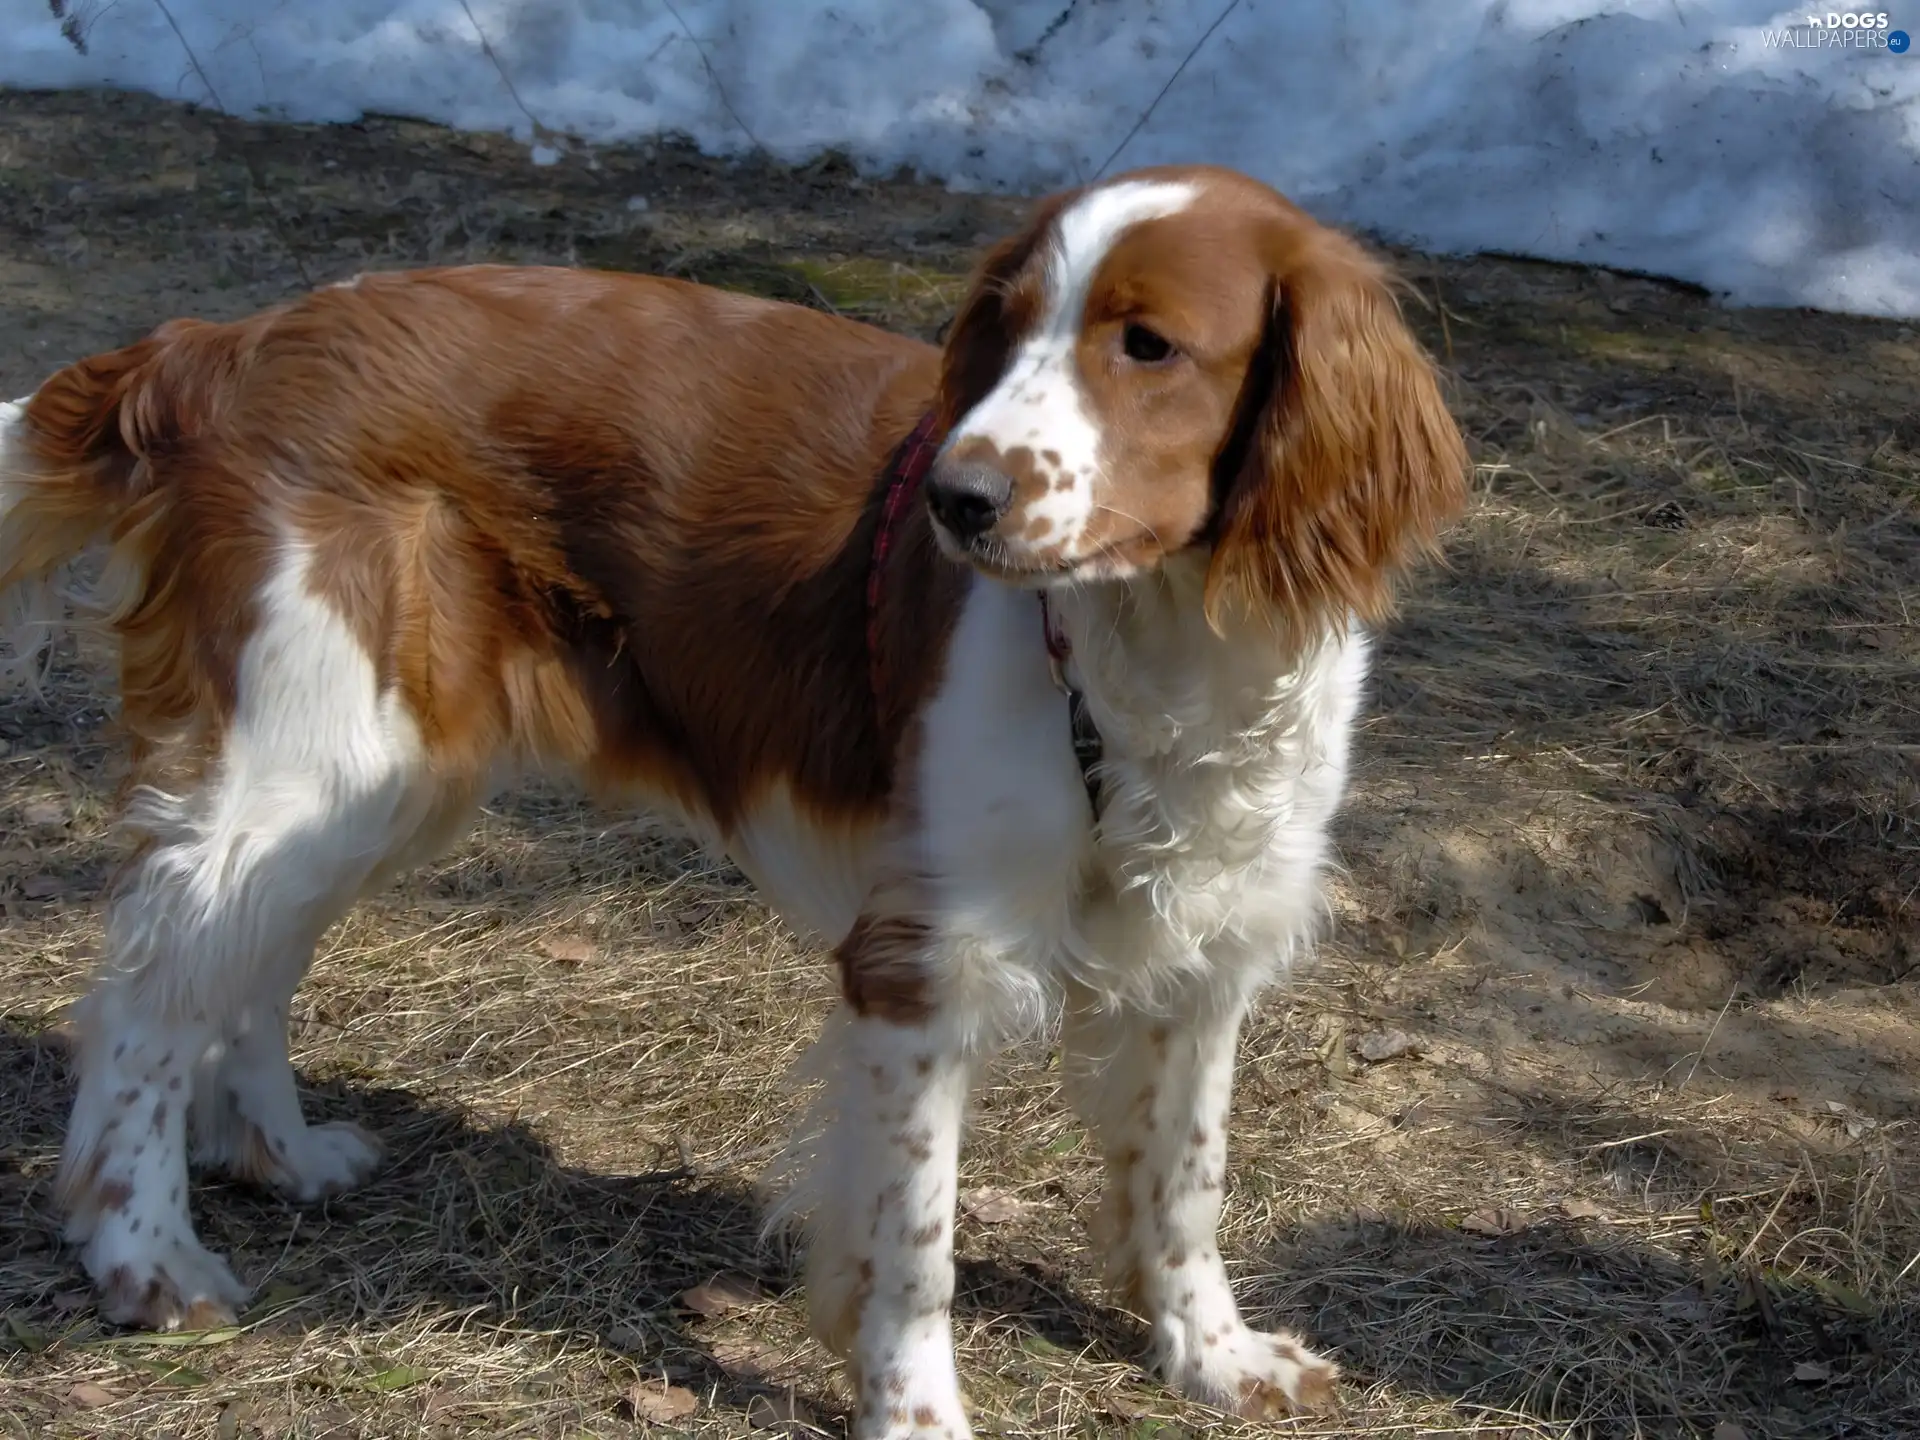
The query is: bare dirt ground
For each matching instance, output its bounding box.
[1,88,1916,1440]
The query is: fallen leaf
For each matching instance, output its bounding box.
[1020,1333,1071,1358]
[89,1318,247,1349]
[710,1335,781,1379]
[747,1392,822,1431]
[1316,1020,1354,1078]
[419,1388,458,1423]
[22,799,66,827]
[1355,1028,1423,1064]
[680,1274,763,1317]
[241,1280,309,1319]
[963,1187,1031,1224]
[21,874,64,900]
[606,1323,648,1352]
[1098,1392,1149,1421]
[1791,1360,1831,1383]
[1560,1198,1606,1221]
[1711,1424,1749,1440]
[538,934,598,965]
[1460,1206,1528,1237]
[124,1357,208,1385]
[359,1362,433,1392]
[628,1380,700,1422]
[67,1382,117,1409]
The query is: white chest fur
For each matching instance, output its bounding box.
[1052,558,1370,1012]
[911,559,1370,1029]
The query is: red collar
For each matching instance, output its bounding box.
[864,422,1102,813]
[866,415,1072,697]
[866,412,943,701]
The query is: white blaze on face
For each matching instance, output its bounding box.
[947,179,1199,559]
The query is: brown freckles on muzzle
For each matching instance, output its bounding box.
[923,438,1082,551]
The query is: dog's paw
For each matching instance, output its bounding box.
[1170,1324,1340,1419]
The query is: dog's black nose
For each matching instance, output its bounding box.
[926,461,1014,543]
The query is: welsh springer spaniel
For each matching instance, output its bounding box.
[0,164,1465,1434]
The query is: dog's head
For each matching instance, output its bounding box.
[927,165,1468,636]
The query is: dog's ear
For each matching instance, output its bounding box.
[935,187,1082,433]
[1204,227,1468,639]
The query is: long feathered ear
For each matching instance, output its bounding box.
[1203,229,1468,640]
[935,186,1082,433]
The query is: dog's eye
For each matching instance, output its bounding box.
[1121,323,1175,364]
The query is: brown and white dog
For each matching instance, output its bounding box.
[0,165,1465,1435]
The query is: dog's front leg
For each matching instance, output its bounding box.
[1062,984,1340,1419]
[800,942,974,1440]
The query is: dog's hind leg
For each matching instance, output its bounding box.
[56,543,452,1330]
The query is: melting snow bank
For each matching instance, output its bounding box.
[4,1,1918,318]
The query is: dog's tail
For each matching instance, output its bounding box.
[0,319,249,690]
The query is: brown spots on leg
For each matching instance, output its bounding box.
[891,1126,935,1163]
[837,910,934,1024]
[98,1179,134,1214]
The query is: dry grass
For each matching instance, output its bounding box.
[2,88,1918,1439]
